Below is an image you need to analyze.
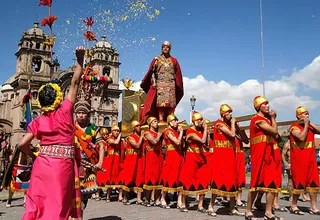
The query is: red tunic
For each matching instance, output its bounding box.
[134,143,145,192]
[179,128,209,195]
[143,130,163,190]
[160,127,184,192]
[210,119,237,196]
[140,56,184,125]
[236,139,246,190]
[96,141,109,187]
[290,124,320,194]
[120,133,140,192]
[104,136,124,189]
[249,114,281,192]
[204,137,214,184]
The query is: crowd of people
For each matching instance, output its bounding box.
[0,42,319,220]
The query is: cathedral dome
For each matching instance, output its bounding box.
[26,21,47,37]
[95,35,112,48]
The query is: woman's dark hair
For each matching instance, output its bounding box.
[38,85,57,107]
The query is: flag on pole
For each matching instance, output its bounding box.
[22,90,32,131]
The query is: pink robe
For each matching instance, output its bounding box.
[22,99,81,220]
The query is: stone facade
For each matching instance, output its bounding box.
[0,21,121,146]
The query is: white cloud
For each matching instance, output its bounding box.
[117,56,320,124]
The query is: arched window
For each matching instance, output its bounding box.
[36,43,40,49]
[32,56,42,72]
[102,67,111,76]
[104,117,110,127]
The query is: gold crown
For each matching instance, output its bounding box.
[192,111,203,122]
[131,120,140,128]
[147,117,157,125]
[253,96,268,110]
[167,114,178,123]
[296,106,308,118]
[220,104,232,116]
[111,124,120,131]
[162,41,171,48]
[100,127,109,135]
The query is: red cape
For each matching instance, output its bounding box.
[140,56,184,124]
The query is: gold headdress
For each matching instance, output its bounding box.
[220,104,233,116]
[131,120,140,128]
[253,96,268,111]
[36,83,63,112]
[296,106,308,118]
[192,111,203,122]
[147,117,157,125]
[100,127,109,135]
[167,114,178,124]
[111,124,120,131]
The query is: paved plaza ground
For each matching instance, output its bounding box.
[0,177,319,220]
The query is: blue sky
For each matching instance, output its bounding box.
[1,0,320,124]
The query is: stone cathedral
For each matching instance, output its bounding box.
[0,21,121,146]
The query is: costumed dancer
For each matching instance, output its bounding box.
[104,124,124,202]
[245,96,283,220]
[160,114,184,209]
[289,106,320,215]
[143,117,163,207]
[74,100,105,212]
[0,130,11,190]
[140,41,184,124]
[121,120,144,205]
[19,47,86,220]
[2,144,36,208]
[96,127,109,200]
[208,104,244,217]
[179,111,209,213]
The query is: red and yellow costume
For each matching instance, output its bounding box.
[249,96,281,192]
[121,121,141,192]
[140,42,184,125]
[179,112,209,195]
[96,128,109,187]
[143,117,163,190]
[160,115,184,192]
[235,139,246,190]
[289,106,320,194]
[210,104,237,196]
[134,143,145,192]
[104,125,124,189]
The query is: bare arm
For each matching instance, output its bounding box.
[218,119,236,139]
[190,125,208,144]
[167,127,183,146]
[67,47,85,105]
[128,136,144,149]
[291,117,310,142]
[18,133,36,161]
[310,123,320,134]
[107,133,122,145]
[145,132,162,145]
[95,141,105,169]
[257,118,278,136]
[236,123,249,144]
[281,142,290,169]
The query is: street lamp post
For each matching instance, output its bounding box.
[190,95,196,123]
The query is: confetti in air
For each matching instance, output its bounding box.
[55,0,165,67]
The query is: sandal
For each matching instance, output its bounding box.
[237,202,247,207]
[230,209,244,216]
[309,209,320,215]
[95,197,101,201]
[245,215,258,220]
[106,199,110,203]
[273,207,287,212]
[264,215,282,220]
[145,202,152,207]
[5,203,11,208]
[289,207,304,215]
[197,207,207,213]
[180,207,188,212]
[207,210,217,217]
[135,201,144,205]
